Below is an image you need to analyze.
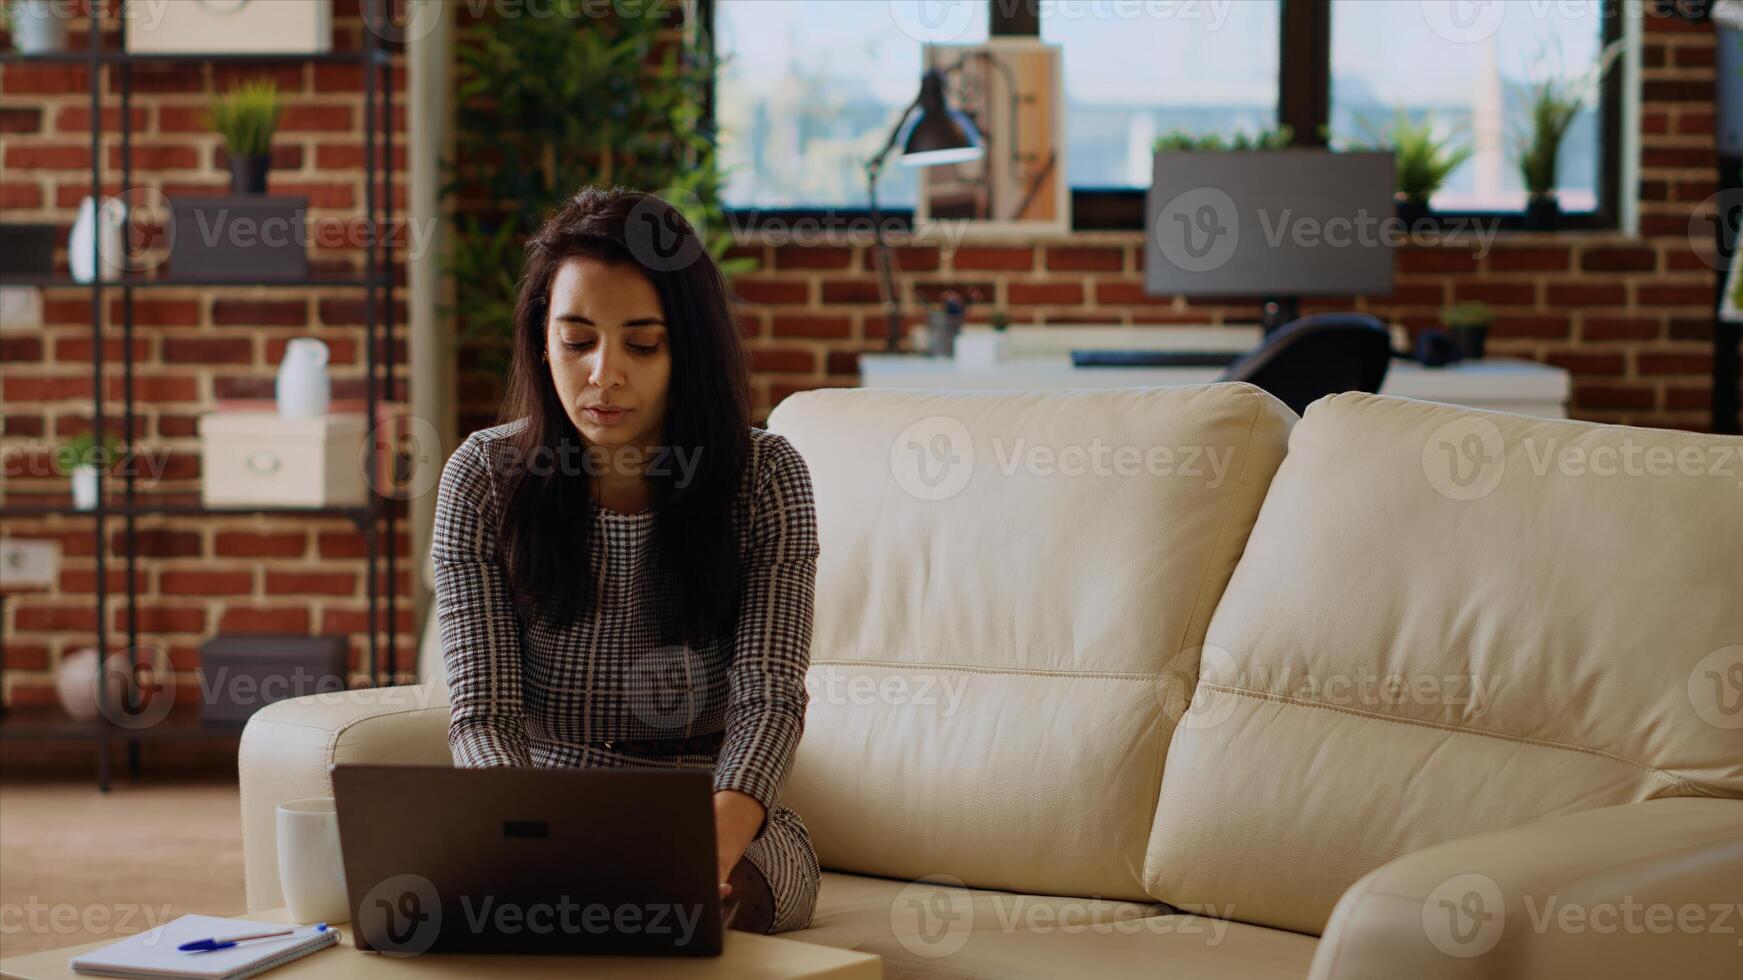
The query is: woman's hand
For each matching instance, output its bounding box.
[713,789,767,897]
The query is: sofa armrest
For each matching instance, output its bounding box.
[1308,797,1743,980]
[238,682,452,912]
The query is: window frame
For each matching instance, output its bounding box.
[702,0,1624,233]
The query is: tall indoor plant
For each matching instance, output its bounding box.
[1514,40,1625,231]
[206,79,283,195]
[444,11,749,375]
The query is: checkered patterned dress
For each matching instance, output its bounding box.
[432,418,821,933]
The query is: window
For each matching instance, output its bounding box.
[1040,1,1282,189]
[706,0,1622,227]
[712,0,989,210]
[1330,0,1611,213]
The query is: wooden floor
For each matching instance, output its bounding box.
[0,776,247,957]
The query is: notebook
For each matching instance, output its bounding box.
[69,915,339,980]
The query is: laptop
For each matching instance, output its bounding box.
[330,765,723,957]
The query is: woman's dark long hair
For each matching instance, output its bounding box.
[496,186,752,649]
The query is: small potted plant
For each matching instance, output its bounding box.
[1514,41,1625,231]
[206,79,283,195]
[1441,301,1494,360]
[55,431,123,511]
[1371,110,1473,226]
[1154,124,1294,154]
[5,0,71,55]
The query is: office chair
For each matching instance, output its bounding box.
[1218,313,1392,416]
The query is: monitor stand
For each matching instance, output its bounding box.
[1261,296,1299,334]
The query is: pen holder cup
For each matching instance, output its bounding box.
[276,798,351,924]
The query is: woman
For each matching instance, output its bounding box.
[431,186,821,935]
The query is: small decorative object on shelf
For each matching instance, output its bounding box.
[55,430,122,511]
[68,196,128,283]
[1515,40,1625,232]
[198,634,347,726]
[207,79,282,194]
[124,0,333,55]
[54,648,119,723]
[199,411,367,508]
[168,195,309,281]
[1441,301,1493,360]
[277,338,333,418]
[5,0,69,55]
[0,223,56,277]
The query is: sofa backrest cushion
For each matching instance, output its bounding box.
[1148,392,1743,934]
[767,383,1294,901]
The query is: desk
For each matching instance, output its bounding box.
[0,907,882,980]
[859,354,1570,419]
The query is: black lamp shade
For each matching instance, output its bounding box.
[898,70,984,167]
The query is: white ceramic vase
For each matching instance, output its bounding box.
[12,0,70,54]
[55,648,123,723]
[68,196,127,284]
[276,338,331,418]
[71,464,99,510]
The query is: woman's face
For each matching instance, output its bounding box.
[545,256,671,453]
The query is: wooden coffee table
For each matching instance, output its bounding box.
[0,906,880,979]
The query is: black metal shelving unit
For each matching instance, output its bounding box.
[0,3,401,790]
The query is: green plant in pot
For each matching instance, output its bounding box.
[1365,109,1473,225]
[1513,40,1625,231]
[1441,300,1494,360]
[55,431,123,511]
[206,79,282,195]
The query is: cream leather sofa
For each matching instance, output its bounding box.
[239,385,1743,979]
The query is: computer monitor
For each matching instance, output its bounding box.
[1144,150,1396,330]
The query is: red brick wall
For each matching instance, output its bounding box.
[0,0,412,709]
[674,15,1727,429]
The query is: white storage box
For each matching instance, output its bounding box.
[200,412,366,508]
[126,0,332,55]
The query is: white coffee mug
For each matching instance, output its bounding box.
[276,798,351,924]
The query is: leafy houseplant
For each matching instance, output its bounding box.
[1153,124,1294,153]
[5,0,71,55]
[1441,300,1494,360]
[55,431,123,511]
[1513,41,1625,231]
[1366,110,1473,225]
[206,79,283,195]
[445,11,750,376]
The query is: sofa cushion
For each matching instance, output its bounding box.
[767,384,1294,901]
[786,871,1318,980]
[1148,393,1743,935]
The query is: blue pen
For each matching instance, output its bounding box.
[178,923,328,953]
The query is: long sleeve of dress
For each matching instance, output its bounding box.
[432,432,533,767]
[711,433,819,814]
